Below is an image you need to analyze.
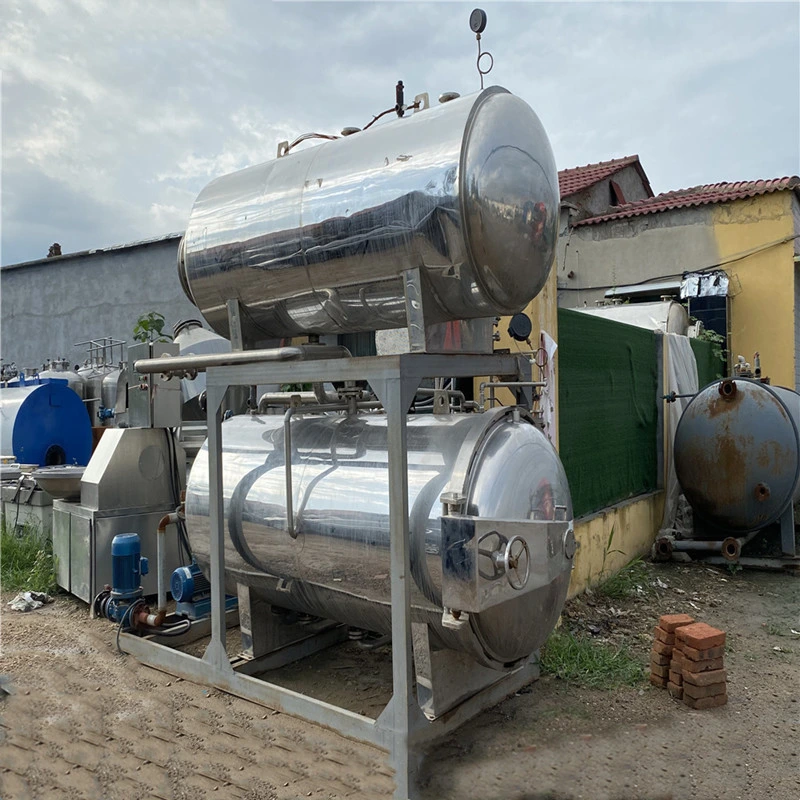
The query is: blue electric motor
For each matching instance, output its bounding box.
[94,533,149,625]
[171,561,236,620]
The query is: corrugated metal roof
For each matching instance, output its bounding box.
[575,176,800,227]
[1,231,184,271]
[558,155,652,198]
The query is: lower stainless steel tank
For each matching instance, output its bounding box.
[178,86,559,342]
[186,408,574,669]
[674,378,800,533]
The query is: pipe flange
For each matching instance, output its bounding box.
[718,379,737,400]
[721,537,741,562]
[654,537,674,561]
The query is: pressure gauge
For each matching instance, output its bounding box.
[470,8,487,34]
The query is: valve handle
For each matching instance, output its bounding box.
[503,535,530,590]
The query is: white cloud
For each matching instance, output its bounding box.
[1,1,798,265]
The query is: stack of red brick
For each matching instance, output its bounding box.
[649,614,727,709]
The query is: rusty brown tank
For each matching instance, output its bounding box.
[674,378,800,533]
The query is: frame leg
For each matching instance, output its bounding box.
[779,505,796,557]
[204,383,233,674]
[237,583,272,658]
[371,374,423,799]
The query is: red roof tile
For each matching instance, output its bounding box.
[558,155,651,197]
[575,176,800,226]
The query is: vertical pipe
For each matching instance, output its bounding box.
[156,527,166,612]
[283,406,296,537]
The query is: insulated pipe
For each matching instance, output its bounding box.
[133,344,351,376]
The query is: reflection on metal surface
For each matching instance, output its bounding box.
[674,378,800,533]
[179,87,559,341]
[186,407,572,668]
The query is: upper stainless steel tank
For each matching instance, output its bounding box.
[178,86,560,341]
[674,378,800,533]
[186,407,574,669]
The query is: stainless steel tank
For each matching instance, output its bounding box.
[576,300,690,335]
[38,358,86,399]
[100,364,126,425]
[79,361,116,426]
[674,378,800,533]
[178,86,560,341]
[186,407,574,669]
[78,362,111,404]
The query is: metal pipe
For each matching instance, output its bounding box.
[416,387,466,404]
[133,344,351,376]
[479,380,547,409]
[258,391,319,412]
[156,509,182,613]
[670,539,730,552]
[283,400,383,538]
[663,530,759,562]
[313,382,338,405]
[284,406,297,539]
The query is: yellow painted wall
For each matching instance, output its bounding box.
[712,192,795,387]
[567,491,664,599]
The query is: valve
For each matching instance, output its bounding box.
[491,534,530,590]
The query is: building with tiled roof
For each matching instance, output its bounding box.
[557,166,800,389]
[557,155,654,221]
[576,177,800,226]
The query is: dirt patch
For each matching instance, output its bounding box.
[1,562,798,799]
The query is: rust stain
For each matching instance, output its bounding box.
[677,430,746,518]
[756,440,795,474]
[707,387,742,419]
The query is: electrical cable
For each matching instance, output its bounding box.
[116,598,146,655]
[164,428,192,562]
[361,99,421,132]
[284,132,339,154]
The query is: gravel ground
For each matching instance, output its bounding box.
[0,561,798,799]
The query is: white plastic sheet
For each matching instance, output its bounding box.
[680,272,729,298]
[659,333,699,537]
[540,330,558,445]
[7,591,52,612]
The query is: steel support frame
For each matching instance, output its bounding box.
[122,352,531,800]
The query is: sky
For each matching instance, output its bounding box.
[1,0,798,266]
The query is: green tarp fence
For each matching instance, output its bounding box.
[690,337,726,388]
[558,308,659,518]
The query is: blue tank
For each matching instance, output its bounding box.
[0,382,93,465]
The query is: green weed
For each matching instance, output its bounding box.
[540,629,646,689]
[1,521,57,593]
[597,558,651,600]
